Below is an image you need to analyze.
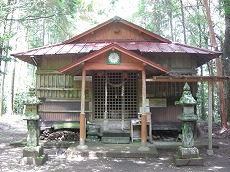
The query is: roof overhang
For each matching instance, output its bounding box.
[11,41,222,67]
[58,44,169,76]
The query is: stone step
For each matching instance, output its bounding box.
[101,137,130,144]
[102,131,130,137]
[101,130,131,144]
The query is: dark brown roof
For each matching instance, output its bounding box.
[11,41,221,66]
[11,16,222,68]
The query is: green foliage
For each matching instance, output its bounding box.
[133,0,195,41]
[132,0,224,48]
[0,33,13,58]
[18,0,72,47]
[13,92,27,114]
[0,55,12,65]
[220,0,230,15]
[13,88,40,114]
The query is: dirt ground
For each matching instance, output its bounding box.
[0,114,230,172]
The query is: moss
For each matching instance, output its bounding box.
[10,140,27,147]
[37,154,46,160]
[191,157,203,160]
[53,122,80,129]
[173,153,180,159]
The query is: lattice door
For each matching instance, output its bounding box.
[94,71,137,119]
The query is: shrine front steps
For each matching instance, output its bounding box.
[101,130,130,144]
[66,142,159,159]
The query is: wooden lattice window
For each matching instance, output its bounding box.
[94,71,137,119]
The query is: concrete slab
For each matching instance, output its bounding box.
[66,142,158,159]
[154,140,219,149]
[11,140,218,149]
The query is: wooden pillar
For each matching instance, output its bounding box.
[137,68,150,151]
[141,69,147,146]
[207,80,213,155]
[138,68,150,151]
[77,65,88,150]
[104,73,108,131]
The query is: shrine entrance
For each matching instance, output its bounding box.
[93,71,138,130]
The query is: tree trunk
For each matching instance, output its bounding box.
[0,48,2,74]
[223,1,230,123]
[0,62,7,115]
[9,62,16,114]
[153,0,160,34]
[0,20,8,116]
[196,0,203,47]
[180,0,187,44]
[0,46,3,115]
[7,3,16,115]
[203,0,227,128]
[203,0,218,50]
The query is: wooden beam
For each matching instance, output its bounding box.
[85,62,144,71]
[38,110,92,113]
[146,76,229,82]
[37,87,79,91]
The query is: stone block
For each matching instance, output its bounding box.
[178,146,199,159]
[20,153,48,166]
[173,154,204,166]
[35,153,48,165]
[23,146,44,157]
[87,131,100,136]
[86,136,100,143]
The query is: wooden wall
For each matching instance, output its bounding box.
[36,71,90,99]
[144,53,197,75]
[36,54,92,127]
[146,82,197,128]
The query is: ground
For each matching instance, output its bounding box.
[0,114,230,172]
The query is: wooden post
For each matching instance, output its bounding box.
[77,65,88,150]
[138,67,150,151]
[141,69,147,146]
[207,80,213,155]
[104,73,108,131]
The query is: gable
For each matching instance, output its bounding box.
[69,22,162,43]
[64,16,171,43]
[59,44,169,76]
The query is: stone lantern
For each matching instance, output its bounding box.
[173,83,203,166]
[20,103,48,165]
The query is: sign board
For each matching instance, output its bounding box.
[74,76,92,82]
[149,98,167,107]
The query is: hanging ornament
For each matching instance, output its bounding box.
[97,71,104,78]
[122,72,128,79]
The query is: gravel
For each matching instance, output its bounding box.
[1,114,230,172]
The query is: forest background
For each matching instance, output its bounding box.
[0,0,230,129]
